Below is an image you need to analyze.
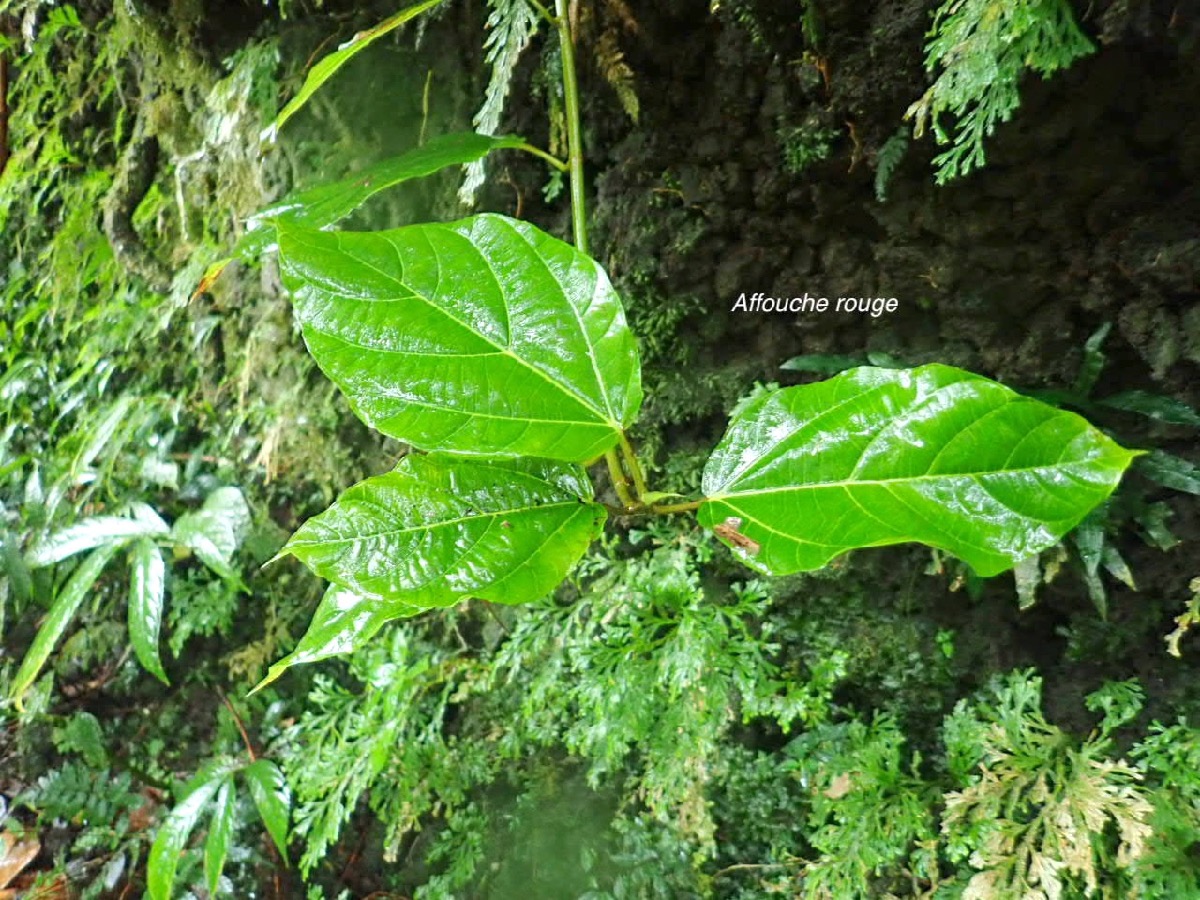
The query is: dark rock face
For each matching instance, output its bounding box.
[582,1,1197,397]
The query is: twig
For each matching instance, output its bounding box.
[218,689,257,761]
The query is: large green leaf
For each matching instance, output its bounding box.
[254,584,421,690]
[128,538,168,684]
[10,543,120,702]
[278,214,642,461]
[264,0,449,139]
[242,759,291,857]
[280,454,605,605]
[699,365,1139,577]
[201,133,525,287]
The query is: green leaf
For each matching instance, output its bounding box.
[171,487,251,580]
[780,353,866,376]
[128,538,169,684]
[10,543,120,702]
[204,780,236,897]
[242,759,291,858]
[264,0,450,139]
[204,133,527,285]
[254,584,420,690]
[25,515,168,568]
[1138,450,1200,495]
[1099,390,1200,428]
[279,214,642,461]
[147,767,234,900]
[699,365,1139,577]
[281,454,605,604]
[1074,321,1111,398]
[1,530,33,603]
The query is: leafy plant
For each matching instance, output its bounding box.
[779,122,839,175]
[146,755,290,900]
[907,0,1094,183]
[786,715,937,898]
[214,0,1140,689]
[874,126,910,201]
[941,671,1153,898]
[9,484,250,702]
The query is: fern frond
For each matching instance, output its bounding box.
[874,127,909,202]
[460,0,541,204]
[907,0,1093,184]
[603,0,640,34]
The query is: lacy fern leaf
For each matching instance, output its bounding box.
[907,0,1094,183]
[461,0,541,203]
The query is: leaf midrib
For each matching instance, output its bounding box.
[287,497,593,549]
[707,456,1127,501]
[300,225,623,432]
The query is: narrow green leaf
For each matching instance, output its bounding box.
[1073,322,1111,397]
[242,759,291,858]
[780,353,866,376]
[1139,450,1200,495]
[1,531,33,603]
[205,133,527,285]
[254,584,421,690]
[25,515,168,568]
[700,365,1139,577]
[128,538,169,684]
[71,394,137,476]
[204,780,236,897]
[281,454,605,605]
[1100,390,1200,428]
[10,543,120,701]
[171,487,251,579]
[147,768,233,900]
[254,133,525,257]
[279,214,642,461]
[265,0,450,139]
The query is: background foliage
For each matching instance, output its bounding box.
[2,0,1198,897]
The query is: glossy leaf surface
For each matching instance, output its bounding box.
[204,780,235,897]
[128,538,168,684]
[700,365,1139,577]
[279,214,642,461]
[147,764,236,900]
[281,454,605,604]
[255,585,420,690]
[242,759,291,857]
[10,543,119,702]
[25,515,167,568]
[264,0,448,138]
[171,487,250,580]
[201,133,525,287]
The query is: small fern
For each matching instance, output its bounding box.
[874,127,909,201]
[906,0,1094,184]
[576,0,641,124]
[460,0,541,204]
[942,672,1153,899]
[595,27,638,123]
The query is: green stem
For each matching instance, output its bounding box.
[553,0,588,254]
[605,449,636,509]
[618,433,649,500]
[516,141,569,172]
[650,499,703,515]
[526,0,554,24]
